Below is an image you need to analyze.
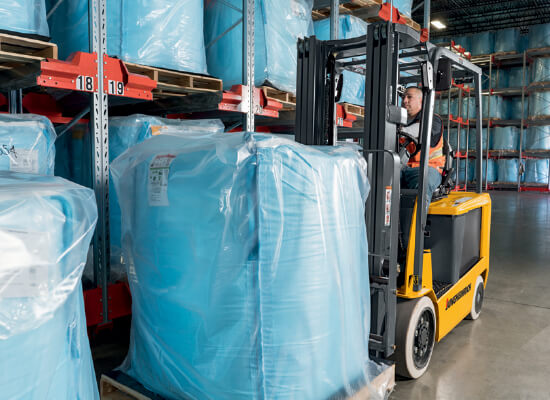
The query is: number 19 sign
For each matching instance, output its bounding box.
[76,75,95,92]
[108,80,125,96]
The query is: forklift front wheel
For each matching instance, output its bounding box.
[466,275,485,320]
[394,296,436,379]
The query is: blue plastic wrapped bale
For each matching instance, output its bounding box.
[505,97,528,120]
[55,124,92,188]
[531,57,550,83]
[469,159,496,183]
[470,32,494,56]
[524,159,550,184]
[529,92,550,118]
[314,16,368,105]
[507,67,525,88]
[528,23,550,49]
[491,127,520,150]
[0,0,48,36]
[0,172,98,400]
[435,97,450,116]
[483,95,503,119]
[496,159,519,182]
[524,126,550,150]
[494,28,519,53]
[0,114,56,175]
[461,97,477,120]
[47,0,207,73]
[109,115,224,276]
[454,35,471,51]
[111,132,383,400]
[430,36,448,44]
[390,0,412,17]
[495,69,508,88]
[468,128,489,151]
[205,0,314,93]
[519,34,529,52]
[448,129,467,151]
[454,159,471,183]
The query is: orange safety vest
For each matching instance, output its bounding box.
[401,117,445,174]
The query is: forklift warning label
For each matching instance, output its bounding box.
[148,155,176,207]
[445,283,472,310]
[384,187,392,226]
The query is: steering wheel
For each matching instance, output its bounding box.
[398,130,420,158]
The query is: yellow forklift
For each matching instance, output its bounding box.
[295,21,491,379]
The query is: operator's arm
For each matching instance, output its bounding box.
[431,114,443,147]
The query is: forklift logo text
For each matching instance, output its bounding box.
[445,283,472,310]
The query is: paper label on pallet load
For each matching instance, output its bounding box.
[148,155,176,207]
[385,186,392,226]
[9,149,39,174]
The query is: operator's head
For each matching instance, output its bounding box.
[402,87,423,118]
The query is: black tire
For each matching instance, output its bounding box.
[466,275,485,320]
[393,296,436,379]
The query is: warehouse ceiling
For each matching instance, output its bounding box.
[412,0,550,37]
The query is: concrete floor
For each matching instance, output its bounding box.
[391,191,550,400]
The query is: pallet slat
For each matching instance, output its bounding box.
[0,33,57,64]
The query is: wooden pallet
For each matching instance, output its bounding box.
[261,86,296,110]
[0,33,57,65]
[312,0,382,19]
[124,62,222,96]
[343,102,365,118]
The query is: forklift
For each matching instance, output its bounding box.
[295,22,491,379]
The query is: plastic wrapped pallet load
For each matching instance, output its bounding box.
[468,159,496,183]
[524,126,550,150]
[0,114,56,175]
[47,0,207,73]
[523,159,550,184]
[528,23,550,49]
[314,15,368,106]
[470,32,494,56]
[0,173,98,399]
[111,131,388,400]
[467,128,489,151]
[448,128,467,152]
[483,95,504,119]
[529,92,550,118]
[454,35,471,51]
[494,28,519,53]
[496,159,519,183]
[391,0,413,17]
[491,127,520,151]
[505,98,528,120]
[435,97,450,116]
[531,57,550,83]
[507,67,525,88]
[0,0,49,36]
[205,0,314,94]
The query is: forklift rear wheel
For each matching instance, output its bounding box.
[394,296,436,379]
[467,275,485,320]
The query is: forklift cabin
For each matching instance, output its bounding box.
[295,22,492,379]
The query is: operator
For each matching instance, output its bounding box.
[400,86,445,205]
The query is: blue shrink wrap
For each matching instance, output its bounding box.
[528,23,550,49]
[314,16,368,105]
[531,57,550,83]
[0,114,56,175]
[505,97,528,120]
[468,128,489,151]
[529,92,550,117]
[205,0,314,94]
[455,159,472,183]
[390,0,412,17]
[48,0,207,73]
[507,67,526,88]
[0,0,48,36]
[0,172,98,400]
[491,127,520,150]
[519,34,529,52]
[448,128,467,151]
[435,97,450,115]
[461,97,476,120]
[495,69,508,88]
[111,132,385,400]
[470,32,494,56]
[469,159,496,183]
[524,159,549,184]
[55,124,92,187]
[454,35,471,51]
[524,126,550,150]
[496,159,519,182]
[483,95,503,119]
[494,28,519,53]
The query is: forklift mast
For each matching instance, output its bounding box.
[295,22,483,359]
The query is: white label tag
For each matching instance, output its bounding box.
[10,149,39,174]
[0,264,48,298]
[148,155,176,207]
[108,80,125,96]
[76,75,94,92]
[384,187,392,226]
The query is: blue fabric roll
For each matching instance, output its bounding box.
[524,126,550,150]
[524,159,549,184]
[390,0,412,17]
[205,0,314,94]
[0,0,48,36]
[48,0,207,73]
[505,98,528,120]
[496,159,519,182]
[491,127,520,150]
[531,57,550,83]
[0,172,98,400]
[528,23,550,49]
[314,15,368,106]
[0,114,56,175]
[470,32,494,56]
[494,28,519,53]
[507,67,525,88]
[529,92,550,117]
[111,132,374,400]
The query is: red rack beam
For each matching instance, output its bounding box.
[219,85,283,118]
[38,51,99,93]
[336,104,356,128]
[84,282,132,327]
[103,55,156,100]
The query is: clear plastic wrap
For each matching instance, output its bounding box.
[109,115,224,279]
[0,172,98,399]
[531,57,550,83]
[505,98,527,120]
[47,0,207,73]
[0,113,56,175]
[494,28,519,53]
[528,23,550,49]
[507,67,525,88]
[314,15,368,106]
[496,158,519,182]
[529,92,550,118]
[205,0,314,93]
[524,126,550,150]
[0,0,48,36]
[111,131,385,400]
[470,32,494,56]
[524,159,549,184]
[391,0,412,17]
[491,127,520,150]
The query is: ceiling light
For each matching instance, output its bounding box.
[431,20,446,30]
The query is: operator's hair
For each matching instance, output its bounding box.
[405,86,423,98]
